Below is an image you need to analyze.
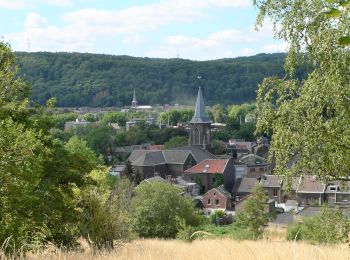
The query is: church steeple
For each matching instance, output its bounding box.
[131,90,138,108]
[189,86,212,150]
[190,87,210,123]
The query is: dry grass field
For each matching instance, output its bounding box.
[19,238,349,260]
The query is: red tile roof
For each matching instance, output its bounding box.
[184,159,229,174]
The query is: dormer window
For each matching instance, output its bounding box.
[329,185,339,191]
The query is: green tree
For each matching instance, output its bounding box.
[286,206,349,244]
[235,185,269,237]
[80,168,134,250]
[131,182,201,238]
[254,0,350,181]
[211,104,228,123]
[213,174,224,187]
[164,136,188,149]
[82,113,96,122]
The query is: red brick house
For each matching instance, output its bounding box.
[184,158,235,193]
[203,185,232,212]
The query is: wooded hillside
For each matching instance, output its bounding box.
[15,52,291,107]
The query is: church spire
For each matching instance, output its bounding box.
[190,87,210,123]
[132,90,137,102]
[131,90,138,108]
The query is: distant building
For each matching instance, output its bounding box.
[64,118,91,131]
[130,90,153,111]
[131,90,138,109]
[244,113,256,123]
[109,165,126,176]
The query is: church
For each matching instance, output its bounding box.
[128,87,216,178]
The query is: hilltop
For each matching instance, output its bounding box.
[15,52,294,107]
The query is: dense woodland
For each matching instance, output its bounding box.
[15,52,294,107]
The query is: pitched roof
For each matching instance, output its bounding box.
[260,175,281,188]
[171,146,215,162]
[128,150,166,166]
[143,176,167,183]
[297,176,326,193]
[233,177,259,193]
[239,153,267,166]
[190,87,210,123]
[205,185,231,198]
[215,185,232,198]
[184,159,229,174]
[162,150,192,164]
[128,149,192,166]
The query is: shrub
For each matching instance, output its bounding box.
[131,182,201,238]
[286,206,349,244]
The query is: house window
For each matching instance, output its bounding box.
[213,192,216,196]
[207,199,211,205]
[215,199,220,206]
[250,168,255,173]
[259,167,264,172]
[273,189,278,197]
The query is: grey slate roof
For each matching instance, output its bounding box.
[239,153,267,166]
[129,150,166,166]
[129,149,195,166]
[162,150,192,164]
[233,177,259,193]
[171,146,215,163]
[260,175,281,188]
[297,176,326,193]
[215,185,232,198]
[190,87,210,123]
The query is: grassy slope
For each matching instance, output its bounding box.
[24,239,348,260]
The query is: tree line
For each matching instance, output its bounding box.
[15,52,295,107]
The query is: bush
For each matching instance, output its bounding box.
[286,206,349,244]
[131,182,202,238]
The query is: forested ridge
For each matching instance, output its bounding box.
[15,52,291,107]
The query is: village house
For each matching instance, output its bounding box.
[202,185,232,213]
[325,181,350,207]
[296,176,326,206]
[232,175,283,203]
[184,158,235,193]
[237,154,271,178]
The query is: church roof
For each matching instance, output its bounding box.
[190,87,210,123]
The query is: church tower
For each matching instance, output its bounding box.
[189,87,212,150]
[131,90,138,109]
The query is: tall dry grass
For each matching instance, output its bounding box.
[17,238,349,260]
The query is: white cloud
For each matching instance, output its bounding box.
[0,0,73,9]
[208,0,252,8]
[5,0,252,53]
[146,28,257,60]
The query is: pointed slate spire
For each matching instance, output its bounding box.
[190,87,210,123]
[132,90,137,102]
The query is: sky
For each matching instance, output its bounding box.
[0,0,287,60]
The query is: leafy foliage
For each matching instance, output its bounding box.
[131,182,201,238]
[15,52,290,107]
[80,170,134,249]
[286,206,349,244]
[235,185,269,238]
[164,136,188,149]
[254,0,350,181]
